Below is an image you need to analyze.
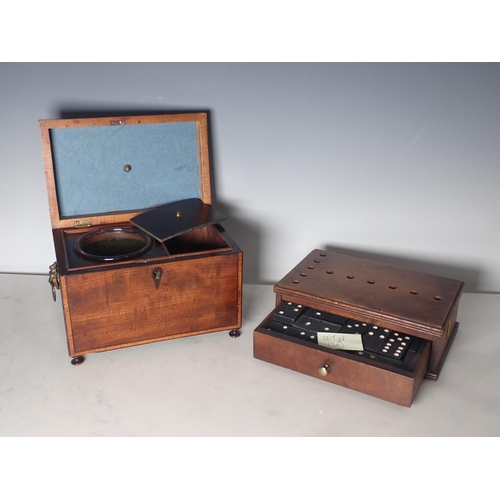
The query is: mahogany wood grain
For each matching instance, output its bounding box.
[63,251,241,356]
[254,327,430,407]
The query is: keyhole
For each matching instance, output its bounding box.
[152,267,163,289]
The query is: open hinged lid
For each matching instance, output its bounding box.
[274,249,464,338]
[39,113,212,230]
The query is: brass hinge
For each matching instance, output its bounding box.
[74,219,92,228]
[48,262,60,302]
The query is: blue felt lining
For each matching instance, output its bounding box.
[50,121,201,217]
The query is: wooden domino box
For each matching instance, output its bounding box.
[253,249,464,406]
[40,113,242,365]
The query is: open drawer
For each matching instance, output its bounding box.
[254,301,431,407]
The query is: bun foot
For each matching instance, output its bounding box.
[229,329,241,338]
[71,356,85,366]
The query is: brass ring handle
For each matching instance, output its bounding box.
[318,364,330,377]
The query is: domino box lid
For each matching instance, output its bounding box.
[274,249,464,339]
[39,113,212,230]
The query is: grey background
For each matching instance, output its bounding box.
[1,62,499,292]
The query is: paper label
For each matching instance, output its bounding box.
[317,332,364,351]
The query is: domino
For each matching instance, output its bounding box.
[272,301,306,325]
[339,319,370,335]
[377,331,411,360]
[295,315,343,334]
[304,308,349,327]
[267,320,318,344]
[361,325,392,352]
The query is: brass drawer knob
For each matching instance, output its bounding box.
[318,364,330,377]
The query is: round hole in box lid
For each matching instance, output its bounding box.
[74,227,153,262]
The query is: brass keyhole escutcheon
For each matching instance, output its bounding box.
[318,364,330,377]
[152,267,163,289]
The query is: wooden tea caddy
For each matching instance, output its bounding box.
[253,249,464,406]
[40,113,242,365]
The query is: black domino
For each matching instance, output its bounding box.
[407,335,422,353]
[303,309,347,327]
[361,325,392,352]
[339,319,370,335]
[326,312,349,326]
[295,315,342,334]
[377,331,411,360]
[272,302,306,325]
[267,321,318,344]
